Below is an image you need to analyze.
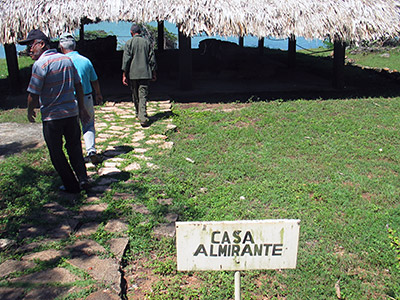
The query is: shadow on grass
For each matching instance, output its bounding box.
[0,142,42,159]
[147,110,174,127]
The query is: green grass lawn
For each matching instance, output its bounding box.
[1,97,400,299]
[145,98,400,299]
[298,45,400,72]
[347,47,400,71]
[0,56,33,79]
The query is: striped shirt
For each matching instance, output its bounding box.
[27,49,81,121]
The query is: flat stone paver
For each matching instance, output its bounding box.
[22,249,64,261]
[11,267,79,284]
[104,219,129,233]
[23,287,80,300]
[108,237,129,260]
[98,167,122,176]
[0,260,36,277]
[86,290,121,300]
[0,238,16,251]
[43,202,74,217]
[131,203,151,215]
[67,239,107,256]
[78,203,108,219]
[75,222,101,237]
[157,198,173,205]
[68,256,121,293]
[125,162,141,171]
[153,223,176,238]
[0,287,25,300]
[160,141,174,149]
[146,162,159,169]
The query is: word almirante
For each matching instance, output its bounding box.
[193,230,283,257]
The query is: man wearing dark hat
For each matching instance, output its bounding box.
[122,24,157,127]
[19,29,90,193]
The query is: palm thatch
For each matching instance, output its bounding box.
[1,0,400,44]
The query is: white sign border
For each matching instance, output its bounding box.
[176,219,300,271]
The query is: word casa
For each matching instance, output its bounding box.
[193,230,284,257]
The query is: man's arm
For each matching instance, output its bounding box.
[74,82,90,124]
[122,71,129,86]
[91,80,103,104]
[121,41,132,86]
[149,46,157,82]
[27,93,39,122]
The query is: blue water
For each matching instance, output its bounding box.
[0,21,324,58]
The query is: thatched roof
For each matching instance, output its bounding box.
[1,0,400,44]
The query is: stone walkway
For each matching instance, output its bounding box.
[0,100,176,300]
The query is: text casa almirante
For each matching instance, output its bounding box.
[193,230,284,257]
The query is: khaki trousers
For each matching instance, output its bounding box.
[130,79,149,123]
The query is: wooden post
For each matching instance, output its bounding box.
[258,38,264,55]
[157,20,165,51]
[79,21,85,48]
[4,43,20,93]
[288,34,296,69]
[178,30,192,90]
[333,39,346,89]
[239,36,244,48]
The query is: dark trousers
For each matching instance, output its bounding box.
[42,116,87,192]
[130,79,149,123]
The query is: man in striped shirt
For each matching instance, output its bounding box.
[19,29,90,194]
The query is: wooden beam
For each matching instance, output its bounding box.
[258,38,264,55]
[288,34,296,69]
[79,21,85,47]
[157,21,165,51]
[178,31,192,90]
[239,36,244,48]
[333,40,346,89]
[4,43,20,93]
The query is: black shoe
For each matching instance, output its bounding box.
[79,178,92,191]
[59,185,80,194]
[89,152,102,164]
[140,121,150,127]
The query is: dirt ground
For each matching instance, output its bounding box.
[0,121,44,161]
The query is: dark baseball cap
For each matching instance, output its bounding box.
[18,29,49,45]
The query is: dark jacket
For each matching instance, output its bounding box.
[121,35,157,80]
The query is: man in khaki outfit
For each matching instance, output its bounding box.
[122,24,157,127]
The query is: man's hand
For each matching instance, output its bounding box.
[95,94,103,105]
[79,107,90,125]
[27,108,36,122]
[122,72,129,86]
[151,71,157,82]
[27,93,39,122]
[92,80,103,105]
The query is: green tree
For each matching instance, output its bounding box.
[142,24,177,49]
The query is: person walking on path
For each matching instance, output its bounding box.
[59,33,103,164]
[19,29,90,193]
[122,24,157,127]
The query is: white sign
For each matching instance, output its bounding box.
[176,219,300,271]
